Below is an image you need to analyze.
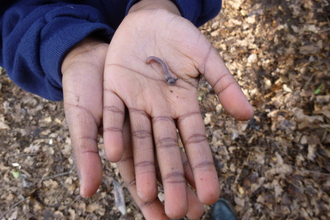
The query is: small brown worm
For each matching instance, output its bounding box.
[146,56,178,85]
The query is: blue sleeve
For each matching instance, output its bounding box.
[0,1,120,101]
[126,0,222,27]
[173,0,222,27]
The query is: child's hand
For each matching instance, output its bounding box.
[103,0,254,218]
[61,38,108,198]
[60,37,204,220]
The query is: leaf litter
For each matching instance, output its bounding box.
[0,0,330,219]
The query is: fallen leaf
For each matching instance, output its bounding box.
[86,203,102,213]
[11,170,20,179]
[113,179,126,215]
[299,44,320,55]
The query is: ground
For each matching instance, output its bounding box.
[1,0,330,219]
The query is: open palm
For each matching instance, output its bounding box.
[103,8,253,219]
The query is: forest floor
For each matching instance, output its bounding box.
[1,0,330,219]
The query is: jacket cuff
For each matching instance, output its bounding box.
[40,19,113,100]
[126,0,222,27]
[172,0,222,27]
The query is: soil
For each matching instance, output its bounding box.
[1,0,330,219]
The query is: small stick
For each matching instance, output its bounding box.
[0,197,29,219]
[43,166,75,181]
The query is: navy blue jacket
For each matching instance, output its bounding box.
[0,0,221,101]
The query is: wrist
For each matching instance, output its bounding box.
[128,0,181,16]
[61,37,107,75]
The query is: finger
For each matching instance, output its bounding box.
[153,115,188,219]
[103,89,125,162]
[180,147,196,189]
[130,108,157,202]
[63,74,103,198]
[177,148,205,219]
[201,48,254,120]
[156,152,204,219]
[117,118,170,220]
[178,108,220,205]
[185,185,205,219]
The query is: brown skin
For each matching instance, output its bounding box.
[61,0,254,219]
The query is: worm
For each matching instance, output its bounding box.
[146,56,178,85]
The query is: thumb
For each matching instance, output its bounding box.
[200,48,254,121]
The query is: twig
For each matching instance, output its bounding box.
[0,197,29,219]
[292,166,330,176]
[319,28,330,33]
[65,195,81,210]
[321,129,328,143]
[16,153,38,157]
[303,73,315,90]
[43,166,75,181]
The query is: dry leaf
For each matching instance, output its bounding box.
[86,203,102,213]
[43,179,58,189]
[113,179,126,215]
[0,115,10,129]
[299,44,320,55]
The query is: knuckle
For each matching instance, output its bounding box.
[163,171,185,184]
[184,134,207,145]
[135,160,155,168]
[103,126,122,133]
[132,130,152,139]
[193,161,215,171]
[214,74,236,96]
[152,116,173,123]
[177,111,201,123]
[129,108,150,119]
[103,105,124,115]
[156,137,178,149]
